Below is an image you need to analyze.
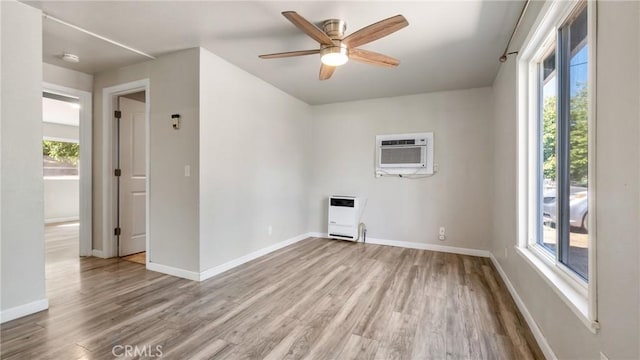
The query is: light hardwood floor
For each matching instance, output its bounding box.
[1,224,543,359]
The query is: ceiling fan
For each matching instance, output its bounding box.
[259,11,409,80]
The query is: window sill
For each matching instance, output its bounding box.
[44,176,79,180]
[516,246,599,333]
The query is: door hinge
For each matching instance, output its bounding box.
[114,227,121,236]
[114,168,121,177]
[114,110,122,119]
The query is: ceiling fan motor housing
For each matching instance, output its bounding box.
[322,19,347,39]
[320,19,349,66]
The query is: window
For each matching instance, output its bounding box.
[518,0,597,331]
[537,4,589,280]
[43,140,79,177]
[42,91,81,178]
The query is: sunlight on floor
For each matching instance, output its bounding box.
[122,252,146,265]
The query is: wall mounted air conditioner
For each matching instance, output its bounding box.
[328,195,360,241]
[375,132,434,176]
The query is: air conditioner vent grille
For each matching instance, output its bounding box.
[381,139,416,146]
[381,147,422,165]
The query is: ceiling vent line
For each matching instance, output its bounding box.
[42,13,156,60]
[499,0,530,63]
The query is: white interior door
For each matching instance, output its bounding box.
[118,96,146,256]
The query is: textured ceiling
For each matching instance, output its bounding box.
[27,1,524,105]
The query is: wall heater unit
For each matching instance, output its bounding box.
[328,195,360,241]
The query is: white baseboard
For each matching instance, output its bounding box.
[44,216,79,224]
[91,249,105,258]
[151,232,488,282]
[489,254,557,360]
[199,233,311,281]
[367,237,491,257]
[307,232,328,239]
[146,262,200,281]
[308,232,491,258]
[145,233,311,282]
[0,298,49,324]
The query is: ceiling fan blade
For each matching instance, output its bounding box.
[319,64,335,80]
[282,11,334,46]
[348,48,400,68]
[343,15,408,49]
[259,49,320,59]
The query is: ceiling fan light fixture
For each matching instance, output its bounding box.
[259,12,409,79]
[320,45,348,67]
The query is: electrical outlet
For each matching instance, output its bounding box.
[184,165,190,177]
[504,247,508,258]
[438,226,446,241]
[268,225,273,236]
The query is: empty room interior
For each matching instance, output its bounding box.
[1,0,639,359]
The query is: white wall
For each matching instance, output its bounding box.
[147,49,200,272]
[199,48,312,271]
[92,47,311,276]
[0,1,47,317]
[92,49,200,272]
[491,2,640,359]
[308,88,494,251]
[43,63,93,93]
[44,178,79,224]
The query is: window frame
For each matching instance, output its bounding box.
[535,41,557,255]
[516,0,598,332]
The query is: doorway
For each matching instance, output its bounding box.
[42,83,92,259]
[42,92,80,265]
[115,92,147,264]
[101,79,150,263]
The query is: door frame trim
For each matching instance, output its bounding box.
[102,79,150,265]
[43,82,92,257]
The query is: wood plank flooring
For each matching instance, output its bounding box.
[1,224,544,359]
